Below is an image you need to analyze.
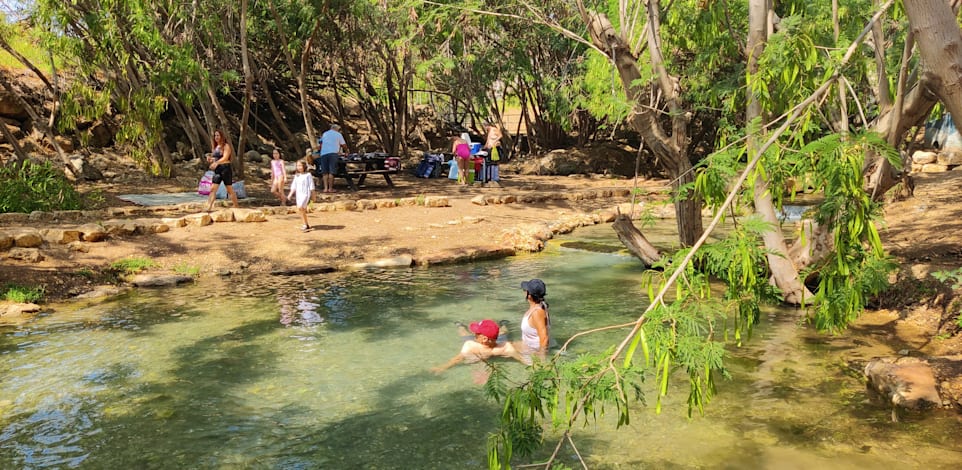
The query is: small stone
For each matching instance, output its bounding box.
[79,223,108,242]
[911,150,933,163]
[12,230,42,248]
[211,210,235,223]
[471,195,487,206]
[68,241,89,253]
[6,247,43,262]
[233,208,267,222]
[921,163,949,173]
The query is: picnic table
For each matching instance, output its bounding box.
[336,153,400,191]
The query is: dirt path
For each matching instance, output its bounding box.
[0,172,668,301]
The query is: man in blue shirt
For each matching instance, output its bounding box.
[318,124,348,193]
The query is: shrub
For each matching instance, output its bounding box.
[0,161,84,213]
[173,262,200,277]
[109,257,157,275]
[2,284,45,303]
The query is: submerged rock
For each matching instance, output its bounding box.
[127,274,194,287]
[865,357,942,414]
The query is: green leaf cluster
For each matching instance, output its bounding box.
[0,161,83,213]
[802,132,898,331]
[2,284,45,303]
[486,354,644,469]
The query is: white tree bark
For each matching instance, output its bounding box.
[747,0,812,305]
[903,0,962,132]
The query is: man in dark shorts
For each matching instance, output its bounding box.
[317,124,348,193]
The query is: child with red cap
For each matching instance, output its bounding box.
[431,319,528,373]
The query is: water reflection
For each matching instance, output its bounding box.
[277,289,323,327]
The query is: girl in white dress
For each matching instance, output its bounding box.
[286,160,315,232]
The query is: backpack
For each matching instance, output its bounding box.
[415,154,443,178]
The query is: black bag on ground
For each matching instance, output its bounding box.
[414,154,444,178]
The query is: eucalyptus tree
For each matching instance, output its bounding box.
[568,0,726,247]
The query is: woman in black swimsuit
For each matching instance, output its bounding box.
[204,129,239,211]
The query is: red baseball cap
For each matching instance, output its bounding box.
[469,319,500,340]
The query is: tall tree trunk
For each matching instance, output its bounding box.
[268,0,316,150]
[172,100,205,160]
[206,84,233,144]
[863,0,962,199]
[300,19,324,146]
[235,0,252,180]
[903,0,962,126]
[746,0,813,305]
[257,71,298,156]
[580,6,702,246]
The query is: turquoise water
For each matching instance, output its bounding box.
[1,224,961,469]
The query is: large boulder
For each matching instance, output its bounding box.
[938,150,962,166]
[245,150,264,164]
[183,213,213,226]
[0,302,42,317]
[0,231,13,251]
[865,357,942,412]
[233,208,266,222]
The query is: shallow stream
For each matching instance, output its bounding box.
[1,224,960,469]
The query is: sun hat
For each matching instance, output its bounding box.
[469,319,500,340]
[520,279,546,299]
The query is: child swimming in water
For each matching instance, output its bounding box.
[431,319,527,373]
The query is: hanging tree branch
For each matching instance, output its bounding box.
[519,3,897,468]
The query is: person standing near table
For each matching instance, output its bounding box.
[482,122,503,185]
[451,134,471,185]
[318,124,348,193]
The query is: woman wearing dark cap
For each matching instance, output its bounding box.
[520,279,550,360]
